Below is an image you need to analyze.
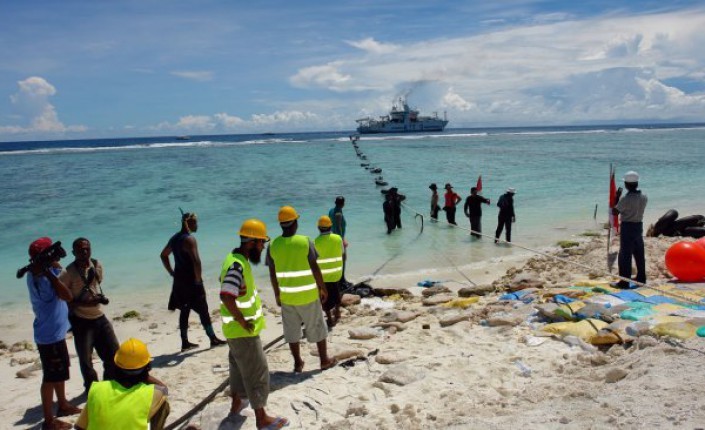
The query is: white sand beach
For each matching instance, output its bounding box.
[2,233,705,429]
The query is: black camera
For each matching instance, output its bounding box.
[95,294,110,305]
[16,241,67,279]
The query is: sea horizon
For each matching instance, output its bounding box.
[2,121,705,148]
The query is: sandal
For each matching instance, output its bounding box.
[42,419,72,430]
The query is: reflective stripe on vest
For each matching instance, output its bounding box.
[219,252,265,338]
[270,235,319,306]
[314,233,344,283]
[86,381,154,430]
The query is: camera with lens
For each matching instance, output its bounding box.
[16,241,67,279]
[95,294,110,305]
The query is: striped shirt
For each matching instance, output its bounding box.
[220,262,246,298]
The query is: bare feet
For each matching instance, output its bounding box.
[257,415,289,429]
[56,403,81,416]
[293,360,305,373]
[320,357,337,370]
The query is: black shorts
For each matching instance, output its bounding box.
[323,281,342,311]
[37,340,70,383]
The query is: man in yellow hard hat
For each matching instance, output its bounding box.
[267,206,336,372]
[75,338,170,430]
[219,219,289,429]
[314,215,346,328]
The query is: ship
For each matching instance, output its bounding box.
[355,97,448,134]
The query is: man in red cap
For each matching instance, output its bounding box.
[23,237,80,429]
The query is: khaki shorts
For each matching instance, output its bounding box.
[281,300,328,343]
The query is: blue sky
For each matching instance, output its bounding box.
[1,0,705,141]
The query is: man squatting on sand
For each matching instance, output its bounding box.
[267,206,337,372]
[219,219,289,430]
[76,338,170,430]
[160,211,225,351]
[59,238,119,392]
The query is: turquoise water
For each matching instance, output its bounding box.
[2,126,705,307]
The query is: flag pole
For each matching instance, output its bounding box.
[607,163,612,272]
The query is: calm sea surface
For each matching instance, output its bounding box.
[2,125,704,307]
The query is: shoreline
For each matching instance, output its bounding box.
[3,233,705,429]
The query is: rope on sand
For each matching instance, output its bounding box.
[400,202,702,306]
[164,335,286,430]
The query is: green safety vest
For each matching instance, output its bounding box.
[270,234,319,306]
[314,233,344,283]
[86,380,154,430]
[219,253,265,338]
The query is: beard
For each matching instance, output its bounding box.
[249,249,262,265]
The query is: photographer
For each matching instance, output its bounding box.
[22,237,80,430]
[59,238,119,392]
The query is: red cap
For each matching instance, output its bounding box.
[29,237,52,258]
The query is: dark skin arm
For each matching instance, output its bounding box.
[42,262,73,302]
[267,248,282,306]
[221,293,254,332]
[463,198,471,218]
[308,251,328,304]
[159,244,174,277]
[453,193,462,206]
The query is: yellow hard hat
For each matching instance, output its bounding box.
[238,219,270,240]
[278,206,300,223]
[114,338,151,370]
[318,215,332,228]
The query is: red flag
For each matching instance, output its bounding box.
[476,175,483,192]
[609,168,619,234]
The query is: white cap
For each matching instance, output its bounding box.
[623,171,639,183]
[507,187,516,194]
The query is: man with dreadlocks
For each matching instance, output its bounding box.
[160,210,225,351]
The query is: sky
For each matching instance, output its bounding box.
[1,0,705,142]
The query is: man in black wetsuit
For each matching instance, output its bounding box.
[383,188,405,234]
[464,187,491,238]
[494,188,516,243]
[160,211,225,351]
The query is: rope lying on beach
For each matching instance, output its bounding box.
[400,202,702,306]
[163,335,286,430]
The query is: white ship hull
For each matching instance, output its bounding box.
[356,97,448,134]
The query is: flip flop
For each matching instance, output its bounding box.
[42,419,72,430]
[259,416,289,430]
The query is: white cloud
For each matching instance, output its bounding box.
[0,77,86,136]
[176,115,215,129]
[442,88,474,111]
[346,37,399,55]
[170,70,214,81]
[290,9,705,125]
[152,110,320,133]
[213,113,245,128]
[290,63,352,91]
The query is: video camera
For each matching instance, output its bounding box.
[16,241,67,279]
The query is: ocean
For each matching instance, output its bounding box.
[2,124,705,308]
